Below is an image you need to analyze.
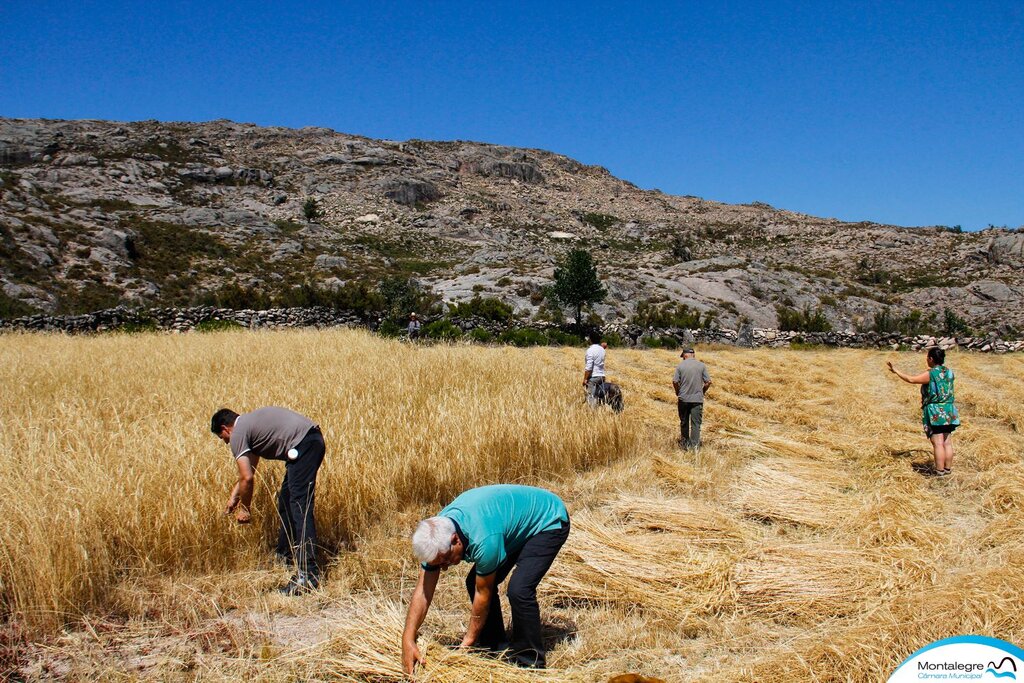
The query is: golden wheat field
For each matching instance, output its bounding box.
[1,328,1022,681]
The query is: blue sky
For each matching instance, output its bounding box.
[2,1,1022,230]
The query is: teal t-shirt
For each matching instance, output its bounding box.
[440,485,568,576]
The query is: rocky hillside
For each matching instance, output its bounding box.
[1,117,1022,332]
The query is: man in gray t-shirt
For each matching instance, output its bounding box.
[210,406,325,594]
[672,348,712,449]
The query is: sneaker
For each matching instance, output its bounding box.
[277,572,320,596]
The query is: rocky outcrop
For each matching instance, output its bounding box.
[378,176,442,206]
[1,117,1021,335]
[459,156,545,183]
[986,232,1024,265]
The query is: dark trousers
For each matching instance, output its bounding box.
[677,400,704,449]
[274,428,325,575]
[465,520,570,668]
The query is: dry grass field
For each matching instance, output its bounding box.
[1,328,1022,681]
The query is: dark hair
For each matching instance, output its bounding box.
[927,347,945,366]
[210,408,239,435]
[589,330,603,344]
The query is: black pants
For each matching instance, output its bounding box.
[274,428,325,575]
[677,400,704,449]
[464,520,570,667]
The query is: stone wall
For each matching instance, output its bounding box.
[2,306,1022,353]
[0,306,363,333]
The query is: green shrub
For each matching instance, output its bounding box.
[423,318,463,341]
[197,283,274,310]
[671,235,694,262]
[855,258,889,286]
[58,282,124,315]
[0,291,38,319]
[641,334,679,349]
[377,276,440,322]
[125,219,230,277]
[377,319,403,337]
[498,328,549,347]
[776,304,832,332]
[632,300,715,329]
[273,219,305,235]
[547,330,585,346]
[115,320,160,334]
[195,319,243,333]
[581,212,620,230]
[942,308,972,336]
[449,296,514,322]
[602,331,625,348]
[468,327,494,343]
[868,308,937,336]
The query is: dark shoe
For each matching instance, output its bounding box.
[509,655,548,671]
[278,572,320,595]
[506,650,545,669]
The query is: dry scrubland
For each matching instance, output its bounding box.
[1,329,1022,681]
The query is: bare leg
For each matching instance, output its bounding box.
[929,434,945,473]
[943,433,954,472]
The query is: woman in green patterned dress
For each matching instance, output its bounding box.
[887,347,960,476]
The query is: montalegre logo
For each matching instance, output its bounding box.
[888,635,1021,682]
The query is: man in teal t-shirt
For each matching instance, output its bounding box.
[401,485,570,674]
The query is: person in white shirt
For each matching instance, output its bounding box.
[407,313,421,339]
[582,331,606,407]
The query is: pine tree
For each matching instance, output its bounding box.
[551,248,606,325]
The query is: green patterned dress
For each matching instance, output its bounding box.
[921,365,960,436]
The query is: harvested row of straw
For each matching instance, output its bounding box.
[544,514,736,620]
[841,485,947,552]
[982,466,1024,515]
[730,543,890,626]
[314,600,581,683]
[718,427,838,461]
[730,459,850,528]
[728,546,1024,682]
[651,455,702,489]
[605,496,749,548]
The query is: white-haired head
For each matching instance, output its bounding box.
[412,516,456,564]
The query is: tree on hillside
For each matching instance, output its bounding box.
[377,276,439,322]
[551,248,606,326]
[302,197,321,221]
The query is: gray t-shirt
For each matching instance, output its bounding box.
[229,407,316,461]
[673,359,710,403]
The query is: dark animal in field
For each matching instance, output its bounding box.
[594,380,625,413]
